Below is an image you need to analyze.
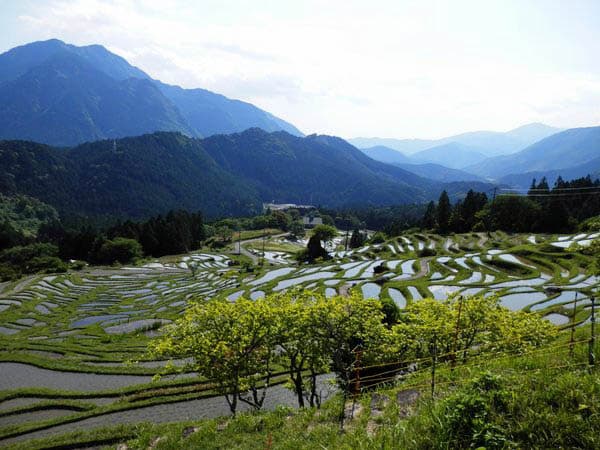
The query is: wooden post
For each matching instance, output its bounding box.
[351,347,362,419]
[569,292,578,358]
[451,295,464,370]
[431,334,437,398]
[589,296,596,370]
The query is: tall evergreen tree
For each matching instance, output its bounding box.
[422,201,437,229]
[437,190,451,234]
[349,228,365,249]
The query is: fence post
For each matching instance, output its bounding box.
[569,292,578,358]
[351,347,362,419]
[339,379,347,433]
[431,334,437,398]
[589,296,596,370]
[451,295,464,370]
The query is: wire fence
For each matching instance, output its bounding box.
[336,296,597,430]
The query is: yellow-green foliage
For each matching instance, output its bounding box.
[393,294,557,360]
[149,290,557,415]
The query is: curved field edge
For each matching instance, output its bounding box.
[3,327,599,450]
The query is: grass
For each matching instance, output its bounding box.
[245,241,302,254]
[5,327,598,449]
[1,231,599,447]
[237,229,283,241]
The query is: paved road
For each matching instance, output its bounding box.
[233,240,259,264]
[0,375,335,445]
[231,233,289,265]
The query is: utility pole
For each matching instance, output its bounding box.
[261,228,266,266]
[345,228,349,252]
[492,187,498,201]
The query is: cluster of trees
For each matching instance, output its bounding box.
[0,195,59,249]
[0,242,68,281]
[318,205,425,235]
[0,209,207,280]
[422,190,488,234]
[39,209,206,263]
[422,176,600,234]
[209,208,336,244]
[150,290,556,416]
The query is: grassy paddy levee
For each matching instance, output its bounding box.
[0,230,598,447]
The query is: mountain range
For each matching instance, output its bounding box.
[0,39,598,217]
[0,130,495,219]
[464,126,600,178]
[0,39,301,146]
[355,125,600,187]
[349,123,561,157]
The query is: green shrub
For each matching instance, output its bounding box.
[579,215,600,231]
[369,232,387,244]
[27,256,68,273]
[96,237,143,265]
[0,263,19,281]
[436,372,510,449]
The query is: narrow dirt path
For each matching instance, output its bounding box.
[413,258,430,279]
[476,232,488,248]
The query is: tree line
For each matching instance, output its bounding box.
[0,209,206,280]
[421,176,600,234]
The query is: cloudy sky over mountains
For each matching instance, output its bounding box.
[1,0,599,138]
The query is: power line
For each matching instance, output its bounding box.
[500,186,600,192]
[498,191,600,198]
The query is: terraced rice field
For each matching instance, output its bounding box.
[0,231,598,446]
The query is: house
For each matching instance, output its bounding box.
[302,216,323,228]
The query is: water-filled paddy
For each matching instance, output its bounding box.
[0,230,598,446]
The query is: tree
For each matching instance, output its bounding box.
[449,203,466,233]
[267,291,329,407]
[479,196,541,232]
[305,224,337,261]
[349,228,365,249]
[422,201,437,230]
[96,237,142,264]
[310,292,392,394]
[288,220,305,240]
[150,290,393,410]
[150,297,278,415]
[215,225,233,243]
[461,190,488,231]
[392,293,556,364]
[268,210,292,231]
[311,224,337,242]
[437,190,451,234]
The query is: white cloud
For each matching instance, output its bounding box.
[10,0,600,138]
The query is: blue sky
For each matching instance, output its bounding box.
[1,0,599,138]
